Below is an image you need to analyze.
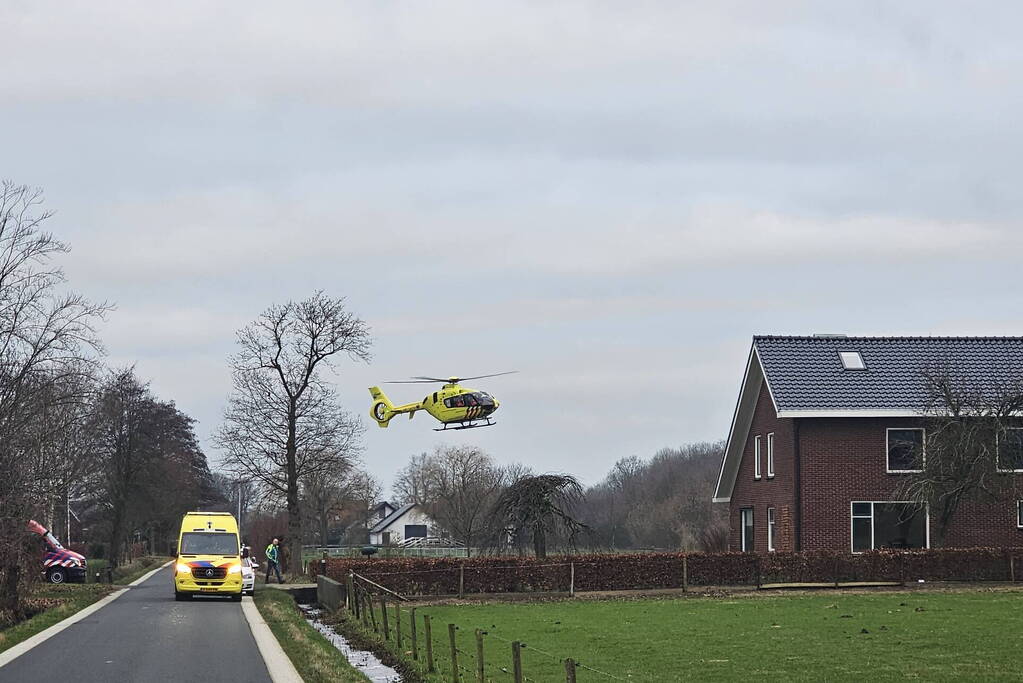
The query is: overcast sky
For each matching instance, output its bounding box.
[5,2,1023,493]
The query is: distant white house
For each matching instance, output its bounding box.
[368,503,436,546]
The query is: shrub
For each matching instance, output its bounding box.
[315,546,1023,596]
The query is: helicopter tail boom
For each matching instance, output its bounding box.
[369,386,423,428]
[368,386,396,427]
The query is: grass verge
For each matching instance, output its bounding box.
[86,555,171,584]
[253,588,369,683]
[0,583,114,655]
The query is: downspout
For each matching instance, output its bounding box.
[793,418,802,552]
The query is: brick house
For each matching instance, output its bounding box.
[713,335,1023,553]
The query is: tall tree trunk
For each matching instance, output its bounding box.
[109,506,125,568]
[0,564,23,619]
[286,404,301,575]
[533,524,546,558]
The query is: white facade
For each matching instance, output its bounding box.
[369,504,436,545]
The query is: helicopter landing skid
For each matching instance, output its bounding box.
[435,419,496,431]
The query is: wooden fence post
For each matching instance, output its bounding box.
[448,623,459,683]
[359,588,369,626]
[833,555,840,588]
[569,562,575,597]
[475,629,485,682]
[512,641,523,683]
[347,572,357,615]
[425,614,436,673]
[411,607,419,660]
[369,592,378,632]
[395,603,403,649]
[564,657,577,683]
[682,555,688,592]
[459,564,465,598]
[381,596,390,640]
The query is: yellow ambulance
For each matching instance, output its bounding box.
[173,511,244,601]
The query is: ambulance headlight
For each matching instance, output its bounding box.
[176,563,191,575]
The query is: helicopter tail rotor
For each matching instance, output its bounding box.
[368,387,396,428]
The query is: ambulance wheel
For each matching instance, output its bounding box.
[47,568,66,584]
[175,591,190,601]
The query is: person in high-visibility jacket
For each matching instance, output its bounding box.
[264,538,283,584]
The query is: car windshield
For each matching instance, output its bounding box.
[179,532,238,555]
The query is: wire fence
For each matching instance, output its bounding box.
[347,573,631,682]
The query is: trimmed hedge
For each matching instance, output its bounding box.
[314,546,1023,596]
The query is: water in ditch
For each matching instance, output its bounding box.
[298,604,402,682]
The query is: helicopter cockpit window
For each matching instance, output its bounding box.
[464,394,479,406]
[449,395,465,408]
[476,392,495,406]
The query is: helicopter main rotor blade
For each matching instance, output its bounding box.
[410,376,451,382]
[456,371,518,381]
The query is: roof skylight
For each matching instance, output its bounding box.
[839,351,866,370]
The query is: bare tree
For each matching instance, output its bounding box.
[91,369,207,564]
[425,445,507,550]
[0,181,106,619]
[894,370,1023,545]
[491,474,587,558]
[217,293,371,573]
[393,452,433,504]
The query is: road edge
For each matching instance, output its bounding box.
[242,595,304,683]
[0,588,127,669]
[0,559,173,669]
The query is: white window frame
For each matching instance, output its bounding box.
[1017,501,1023,528]
[767,507,776,552]
[839,350,867,370]
[766,432,775,478]
[996,428,1023,473]
[849,500,930,554]
[754,435,762,480]
[886,427,925,474]
[740,507,754,552]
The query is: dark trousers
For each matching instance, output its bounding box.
[265,559,283,583]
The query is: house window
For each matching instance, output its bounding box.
[754,435,762,479]
[404,524,428,539]
[839,351,866,370]
[767,433,775,478]
[740,508,754,552]
[997,429,1023,472]
[767,507,776,552]
[887,428,924,472]
[850,501,928,553]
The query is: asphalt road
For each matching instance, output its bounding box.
[0,566,272,683]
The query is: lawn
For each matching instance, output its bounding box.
[409,589,1023,682]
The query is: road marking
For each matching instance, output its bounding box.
[0,559,173,669]
[241,596,303,683]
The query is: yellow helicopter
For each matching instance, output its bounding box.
[368,372,515,431]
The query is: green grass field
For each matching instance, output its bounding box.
[406,589,1023,682]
